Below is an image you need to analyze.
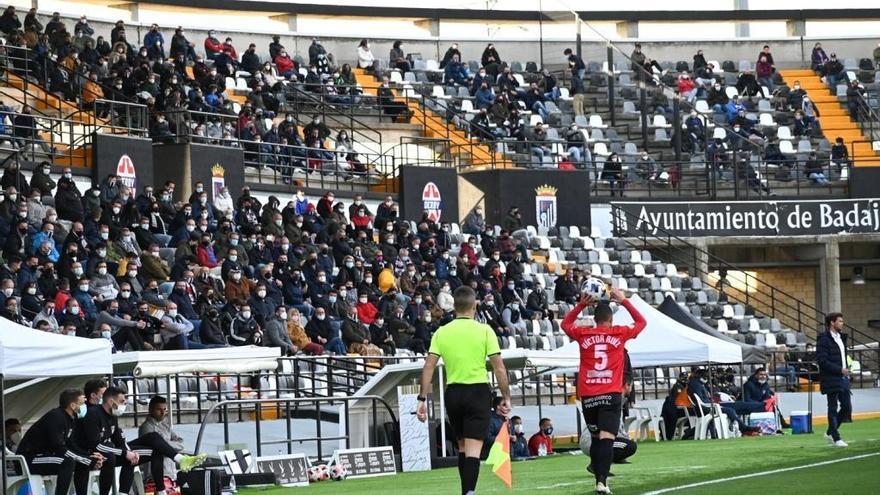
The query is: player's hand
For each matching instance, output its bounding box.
[126,451,139,465]
[416,401,428,422]
[609,288,626,303]
[579,294,594,306]
[497,397,512,417]
[842,368,850,377]
[90,452,105,462]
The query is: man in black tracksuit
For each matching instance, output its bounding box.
[75,386,204,495]
[16,389,102,495]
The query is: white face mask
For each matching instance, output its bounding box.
[359,297,368,304]
[229,255,238,262]
[424,315,431,322]
[97,268,107,276]
[241,311,251,319]
[316,313,325,321]
[101,330,112,339]
[232,273,242,281]
[73,268,84,276]
[121,291,131,298]
[79,284,90,292]
[257,290,266,298]
[112,402,127,417]
[167,309,178,317]
[27,287,37,295]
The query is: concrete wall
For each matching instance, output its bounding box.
[840,280,880,342]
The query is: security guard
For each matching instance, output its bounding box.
[417,286,511,495]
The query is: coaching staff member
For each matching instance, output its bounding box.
[562,289,645,495]
[16,389,104,495]
[75,386,206,495]
[417,286,511,495]
[817,312,852,447]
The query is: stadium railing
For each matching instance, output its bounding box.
[192,396,398,460]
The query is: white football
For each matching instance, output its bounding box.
[328,463,348,481]
[581,277,608,300]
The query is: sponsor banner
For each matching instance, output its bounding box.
[612,199,880,237]
[93,134,153,190]
[400,165,459,223]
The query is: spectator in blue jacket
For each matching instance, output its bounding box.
[725,96,745,123]
[474,81,495,110]
[444,54,468,86]
[144,24,164,56]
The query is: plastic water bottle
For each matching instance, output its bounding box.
[538,443,547,457]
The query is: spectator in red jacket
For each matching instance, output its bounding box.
[196,234,220,270]
[458,236,479,269]
[756,55,774,94]
[274,49,297,78]
[351,205,372,235]
[356,295,379,325]
[204,30,224,60]
[222,36,238,61]
[528,418,555,456]
[677,73,697,103]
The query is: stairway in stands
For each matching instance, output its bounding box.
[352,68,512,168]
[779,69,880,166]
[0,72,101,167]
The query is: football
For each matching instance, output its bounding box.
[328,463,348,481]
[308,464,330,482]
[580,277,608,300]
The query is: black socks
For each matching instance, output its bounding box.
[461,456,480,494]
[458,453,466,493]
[594,438,615,484]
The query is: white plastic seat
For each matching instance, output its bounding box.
[780,140,796,154]
[593,142,610,156]
[776,126,792,140]
[758,113,777,127]
[716,319,729,333]
[651,114,671,128]
[722,305,735,319]
[725,86,739,99]
[389,71,403,83]
[695,100,710,113]
[712,127,726,140]
[432,85,447,99]
[633,264,646,277]
[665,264,678,277]
[460,99,475,113]
[589,114,608,129]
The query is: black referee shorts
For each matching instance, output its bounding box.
[581,393,623,436]
[444,383,492,441]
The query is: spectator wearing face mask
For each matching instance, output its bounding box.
[528,418,555,456]
[305,306,346,355]
[264,305,298,355]
[482,396,510,459]
[369,315,396,356]
[93,299,146,351]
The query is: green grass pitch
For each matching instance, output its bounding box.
[241,419,880,494]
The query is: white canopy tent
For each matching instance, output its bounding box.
[112,346,281,377]
[1,321,113,492]
[509,294,744,369]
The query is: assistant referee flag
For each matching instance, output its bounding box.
[486,420,512,488]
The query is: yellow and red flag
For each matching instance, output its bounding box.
[485,420,512,488]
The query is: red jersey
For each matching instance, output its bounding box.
[561,299,646,397]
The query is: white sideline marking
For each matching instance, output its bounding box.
[641,452,880,495]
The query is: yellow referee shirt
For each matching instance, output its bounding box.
[428,317,501,385]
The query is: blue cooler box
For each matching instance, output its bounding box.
[790,410,811,434]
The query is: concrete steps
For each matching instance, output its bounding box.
[779,69,880,167]
[353,68,512,168]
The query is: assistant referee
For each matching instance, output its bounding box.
[417,286,511,495]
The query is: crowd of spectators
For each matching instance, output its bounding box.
[0,5,875,197]
[0,159,573,357]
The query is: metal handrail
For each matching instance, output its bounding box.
[192,395,399,459]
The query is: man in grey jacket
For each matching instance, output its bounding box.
[93,299,147,351]
[138,396,185,485]
[161,301,205,350]
[264,305,296,356]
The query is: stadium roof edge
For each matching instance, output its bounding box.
[134,2,880,22]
